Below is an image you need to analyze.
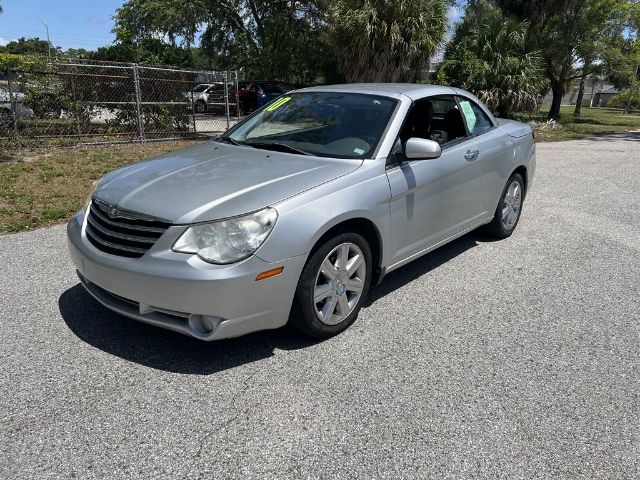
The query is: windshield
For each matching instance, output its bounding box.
[224,92,398,159]
[192,84,210,92]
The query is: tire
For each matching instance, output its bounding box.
[195,100,207,113]
[290,232,372,339]
[484,173,525,239]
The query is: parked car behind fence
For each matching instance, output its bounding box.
[232,81,296,114]
[184,82,234,114]
[0,85,34,128]
[0,59,241,147]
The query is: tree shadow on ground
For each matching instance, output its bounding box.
[0,152,18,162]
[59,231,490,375]
[579,131,640,143]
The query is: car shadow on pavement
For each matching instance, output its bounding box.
[58,285,320,375]
[365,231,488,307]
[58,231,490,375]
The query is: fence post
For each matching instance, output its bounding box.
[224,71,230,130]
[234,70,240,121]
[190,87,197,137]
[132,63,145,142]
[69,65,82,136]
[6,67,20,138]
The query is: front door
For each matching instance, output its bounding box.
[385,95,486,267]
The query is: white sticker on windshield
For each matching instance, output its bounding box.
[459,100,476,133]
[354,148,365,155]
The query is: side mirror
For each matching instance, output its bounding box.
[405,138,441,160]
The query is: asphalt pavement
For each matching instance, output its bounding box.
[1,133,639,479]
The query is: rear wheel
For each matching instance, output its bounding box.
[484,173,525,238]
[194,100,207,113]
[290,233,372,338]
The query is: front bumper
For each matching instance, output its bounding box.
[67,211,306,340]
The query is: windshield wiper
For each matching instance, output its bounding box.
[244,141,310,156]
[217,137,241,146]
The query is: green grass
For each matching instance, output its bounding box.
[513,106,640,142]
[0,140,204,234]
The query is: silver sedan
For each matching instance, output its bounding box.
[67,84,536,340]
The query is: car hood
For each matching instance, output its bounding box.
[94,142,361,224]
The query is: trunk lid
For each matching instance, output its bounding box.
[496,118,533,138]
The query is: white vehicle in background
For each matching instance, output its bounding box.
[0,86,34,127]
[184,83,229,113]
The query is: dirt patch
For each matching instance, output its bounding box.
[0,140,206,233]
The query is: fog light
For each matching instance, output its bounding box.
[188,314,221,335]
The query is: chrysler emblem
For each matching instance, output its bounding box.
[108,207,118,218]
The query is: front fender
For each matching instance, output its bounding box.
[254,160,391,266]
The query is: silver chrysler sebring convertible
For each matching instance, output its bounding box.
[67,84,535,340]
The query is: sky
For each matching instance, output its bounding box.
[0,0,465,51]
[0,0,122,49]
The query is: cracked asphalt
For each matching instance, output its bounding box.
[1,133,639,479]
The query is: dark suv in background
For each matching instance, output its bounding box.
[232,81,296,114]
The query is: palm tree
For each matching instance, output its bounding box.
[471,15,545,115]
[330,0,448,83]
[439,3,545,116]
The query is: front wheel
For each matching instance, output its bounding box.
[484,173,525,239]
[290,233,372,339]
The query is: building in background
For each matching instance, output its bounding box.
[541,76,618,107]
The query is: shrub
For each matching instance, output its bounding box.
[607,91,640,111]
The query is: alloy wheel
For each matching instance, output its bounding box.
[313,242,366,326]
[502,180,522,230]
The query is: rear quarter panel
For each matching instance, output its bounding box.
[481,121,535,212]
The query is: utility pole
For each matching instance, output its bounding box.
[39,17,51,59]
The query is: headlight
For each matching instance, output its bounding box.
[172,207,278,264]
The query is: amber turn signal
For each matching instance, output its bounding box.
[255,266,284,281]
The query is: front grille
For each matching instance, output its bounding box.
[85,201,171,258]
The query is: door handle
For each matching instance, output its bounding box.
[464,149,480,160]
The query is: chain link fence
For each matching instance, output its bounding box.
[0,60,243,147]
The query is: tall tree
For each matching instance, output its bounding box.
[603,1,640,113]
[329,0,447,82]
[497,0,629,119]
[91,38,206,68]
[438,1,545,116]
[571,0,625,115]
[604,40,640,113]
[114,0,335,83]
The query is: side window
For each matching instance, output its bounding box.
[457,97,493,136]
[400,95,470,147]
